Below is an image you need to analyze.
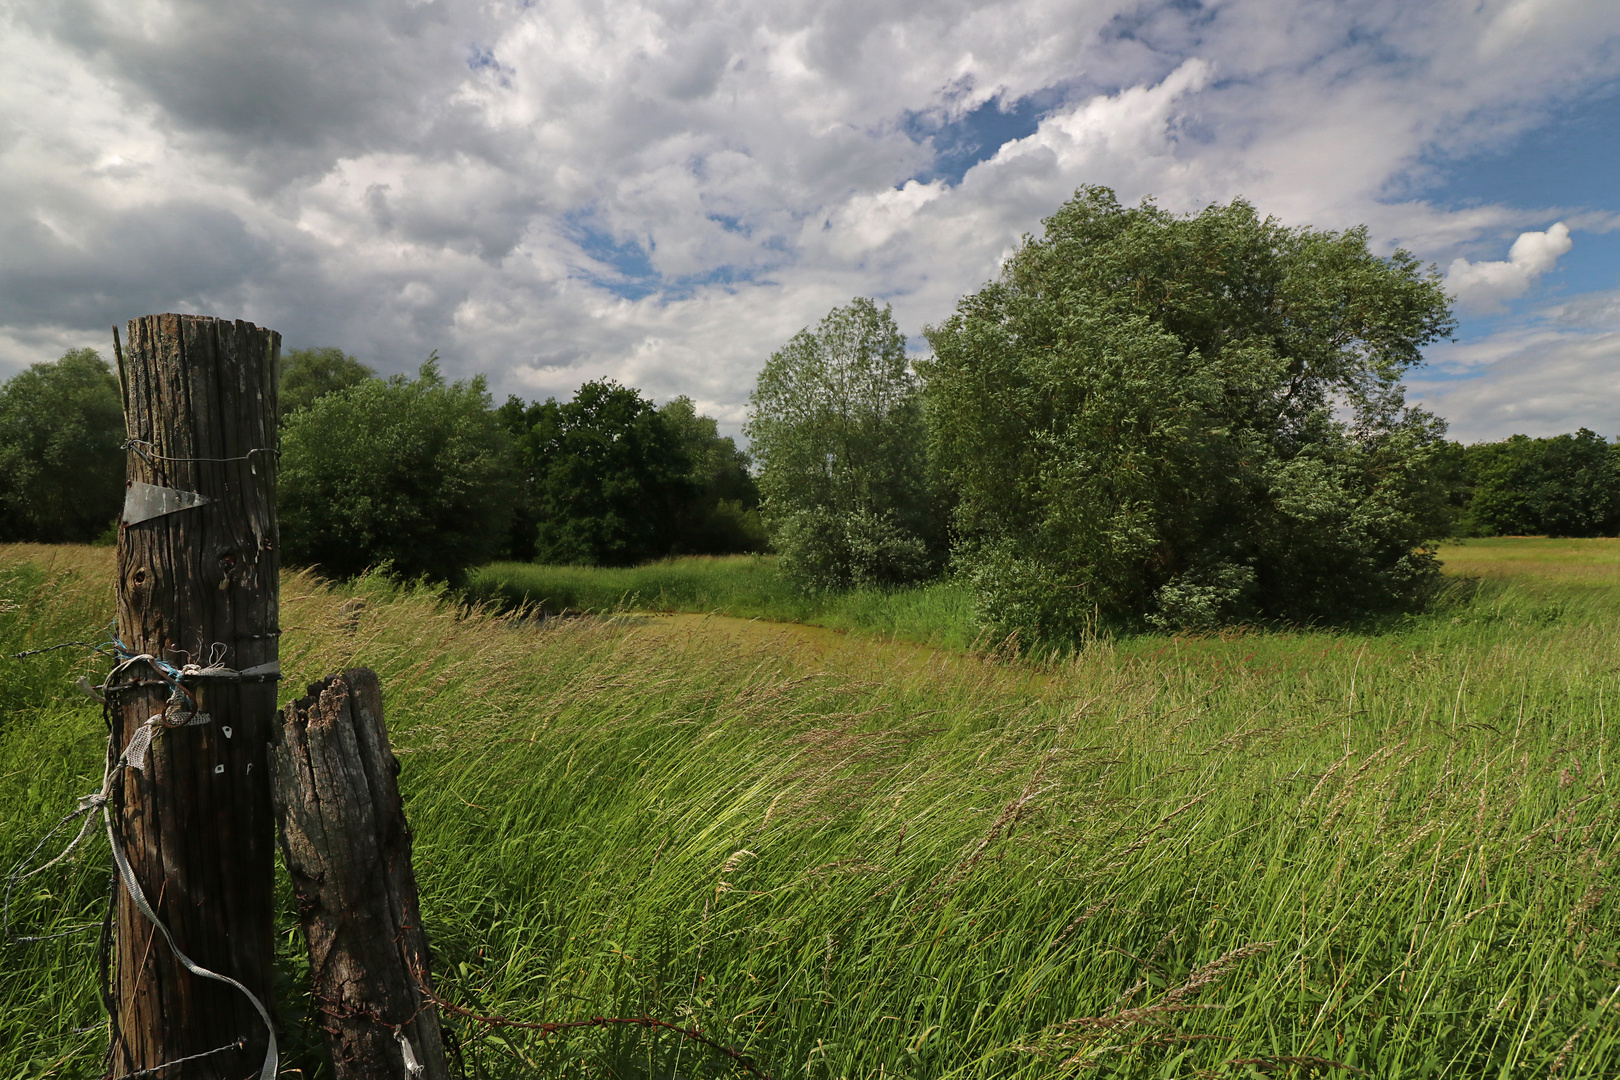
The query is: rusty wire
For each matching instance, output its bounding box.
[411,971,776,1080]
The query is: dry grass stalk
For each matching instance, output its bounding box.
[1566,884,1607,934]
[1161,941,1278,1007]
[1025,940,1278,1070]
[948,753,1055,885]
[1047,893,1120,948]
[1095,790,1212,873]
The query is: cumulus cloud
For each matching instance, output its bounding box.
[0,0,1617,437]
[1445,222,1573,313]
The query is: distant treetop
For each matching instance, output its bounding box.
[279,346,375,419]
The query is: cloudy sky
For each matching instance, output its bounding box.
[1,0,1616,442]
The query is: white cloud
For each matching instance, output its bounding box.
[1411,325,1620,441]
[0,0,1617,441]
[1445,222,1573,313]
[1412,276,1620,441]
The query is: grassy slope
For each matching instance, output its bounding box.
[1,542,1617,1078]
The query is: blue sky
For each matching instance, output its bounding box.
[1433,85,1619,308]
[1403,80,1620,440]
[1,0,1617,441]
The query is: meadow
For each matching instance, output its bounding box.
[467,557,980,649]
[1,539,1617,1078]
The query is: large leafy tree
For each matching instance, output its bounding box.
[747,297,940,589]
[280,360,517,583]
[0,348,125,542]
[509,380,696,566]
[922,186,1456,637]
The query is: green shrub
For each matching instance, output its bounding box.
[1459,429,1620,537]
[748,298,942,590]
[774,506,931,591]
[0,348,124,543]
[279,360,516,583]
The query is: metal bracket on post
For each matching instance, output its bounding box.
[123,481,212,526]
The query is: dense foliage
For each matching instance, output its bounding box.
[279,346,376,418]
[1453,429,1620,537]
[279,360,517,582]
[501,380,694,566]
[0,348,124,543]
[747,298,941,590]
[0,339,756,572]
[657,396,766,554]
[923,186,1456,637]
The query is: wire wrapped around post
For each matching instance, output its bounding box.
[111,313,282,1080]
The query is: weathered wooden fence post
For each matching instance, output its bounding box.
[272,668,450,1080]
[112,314,281,1079]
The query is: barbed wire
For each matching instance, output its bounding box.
[121,440,280,468]
[412,969,776,1080]
[118,1038,248,1078]
[6,664,278,1080]
[11,641,119,660]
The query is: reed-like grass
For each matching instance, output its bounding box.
[2,543,1617,1078]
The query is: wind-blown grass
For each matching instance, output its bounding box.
[2,543,1617,1078]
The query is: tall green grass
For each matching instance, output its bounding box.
[2,545,1618,1078]
[467,556,980,649]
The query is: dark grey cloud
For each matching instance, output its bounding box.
[0,198,267,328]
[23,0,496,185]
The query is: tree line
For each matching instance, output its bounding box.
[0,346,764,581]
[2,186,1613,636]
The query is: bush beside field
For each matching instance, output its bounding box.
[2,544,1619,1077]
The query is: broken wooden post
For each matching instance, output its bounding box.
[112,313,281,1078]
[271,668,450,1080]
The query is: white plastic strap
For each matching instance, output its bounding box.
[124,725,156,773]
[395,1026,424,1076]
[124,714,212,773]
[104,804,278,1080]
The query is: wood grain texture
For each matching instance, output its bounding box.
[272,669,450,1080]
[113,313,280,1080]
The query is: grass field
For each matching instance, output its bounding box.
[467,556,980,649]
[469,540,1620,649]
[2,541,1618,1078]
[1436,537,1620,584]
